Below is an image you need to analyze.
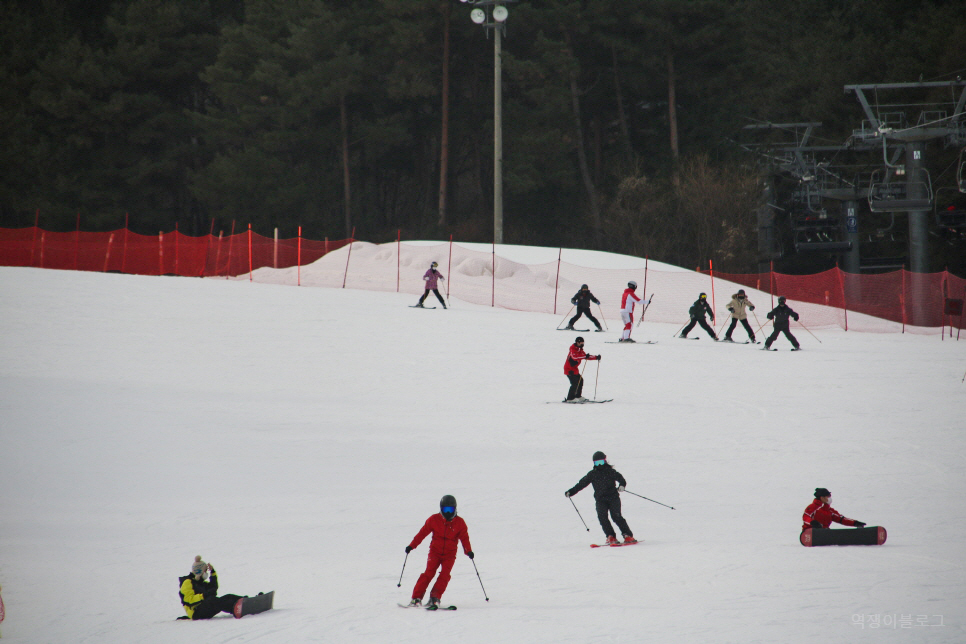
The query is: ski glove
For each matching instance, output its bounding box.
[596,355,602,360]
[793,314,800,321]
[809,520,822,529]
[564,491,571,498]
[853,521,866,528]
[405,546,413,554]
[467,551,474,559]
[749,306,755,311]
[728,307,734,313]
[618,485,625,493]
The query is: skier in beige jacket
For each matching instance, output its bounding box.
[722,289,757,343]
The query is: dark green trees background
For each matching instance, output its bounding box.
[2,0,964,272]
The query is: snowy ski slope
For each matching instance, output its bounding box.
[0,253,963,643]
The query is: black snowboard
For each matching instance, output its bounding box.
[233,591,274,618]
[800,527,886,547]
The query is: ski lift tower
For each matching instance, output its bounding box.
[845,80,966,326]
[845,81,966,272]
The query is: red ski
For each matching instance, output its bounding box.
[590,540,640,548]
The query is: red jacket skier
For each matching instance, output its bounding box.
[404,495,473,609]
[802,488,865,530]
[563,336,599,402]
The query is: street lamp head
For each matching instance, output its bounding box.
[493,5,508,22]
[471,8,486,24]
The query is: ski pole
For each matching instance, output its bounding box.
[623,490,675,510]
[397,550,409,587]
[716,313,732,336]
[636,295,654,327]
[672,319,690,337]
[593,358,600,401]
[569,495,590,530]
[794,319,823,344]
[596,302,609,331]
[471,558,489,601]
[556,305,576,330]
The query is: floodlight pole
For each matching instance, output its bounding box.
[493,23,503,245]
[463,1,516,245]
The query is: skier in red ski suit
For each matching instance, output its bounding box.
[563,336,600,402]
[802,488,865,530]
[405,495,473,608]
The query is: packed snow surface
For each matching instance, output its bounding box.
[0,252,963,643]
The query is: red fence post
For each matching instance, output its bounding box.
[30,209,39,267]
[553,247,561,314]
[103,233,114,272]
[901,267,907,333]
[396,229,401,293]
[39,231,45,268]
[491,241,495,308]
[447,235,453,299]
[837,266,848,331]
[158,231,164,275]
[248,223,253,282]
[297,226,302,286]
[74,212,81,271]
[709,259,716,317]
[643,255,649,299]
[122,213,129,274]
[342,226,355,288]
[175,222,180,275]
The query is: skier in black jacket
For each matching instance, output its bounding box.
[680,293,718,340]
[764,296,801,350]
[565,284,603,331]
[565,451,636,545]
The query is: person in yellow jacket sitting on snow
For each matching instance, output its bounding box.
[178,556,244,620]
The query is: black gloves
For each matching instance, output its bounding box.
[564,491,571,498]
[405,546,412,554]
[728,307,734,313]
[810,520,822,529]
[853,521,866,528]
[793,314,800,321]
[596,355,602,360]
[467,551,474,559]
[749,305,755,311]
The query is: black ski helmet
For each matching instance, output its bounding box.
[581,284,589,290]
[431,261,438,268]
[575,336,585,343]
[628,281,637,289]
[778,295,787,305]
[699,292,707,299]
[440,494,457,520]
[814,488,831,499]
[592,451,606,464]
[737,289,746,296]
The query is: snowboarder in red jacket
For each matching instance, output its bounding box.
[802,488,866,530]
[404,495,473,609]
[563,336,600,402]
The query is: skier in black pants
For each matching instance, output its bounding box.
[680,293,718,340]
[764,296,801,350]
[565,451,637,545]
[565,284,602,331]
[179,556,246,620]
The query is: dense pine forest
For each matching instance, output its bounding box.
[2,0,964,273]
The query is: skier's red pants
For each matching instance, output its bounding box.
[412,552,456,600]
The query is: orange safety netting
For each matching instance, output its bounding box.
[1,227,963,334]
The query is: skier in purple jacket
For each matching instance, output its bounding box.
[416,262,447,309]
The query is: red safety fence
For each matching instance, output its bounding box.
[0,226,350,278]
[1,226,963,335]
[712,268,966,333]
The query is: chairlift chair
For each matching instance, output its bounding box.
[868,168,933,212]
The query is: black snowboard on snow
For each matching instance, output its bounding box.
[800,527,886,547]
[233,591,274,618]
